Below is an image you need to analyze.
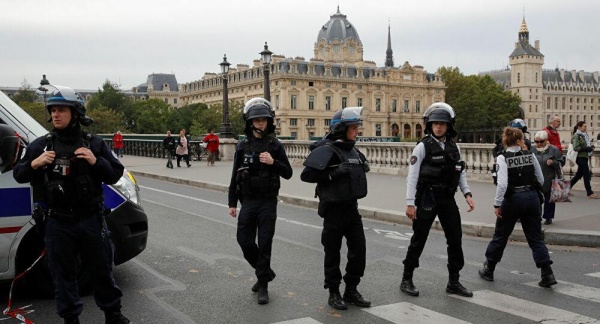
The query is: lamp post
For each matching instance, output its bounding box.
[260,42,273,102]
[38,74,50,103]
[218,54,233,138]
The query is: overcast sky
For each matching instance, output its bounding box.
[2,0,599,90]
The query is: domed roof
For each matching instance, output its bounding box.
[317,7,361,44]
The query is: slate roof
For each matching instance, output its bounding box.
[317,7,361,45]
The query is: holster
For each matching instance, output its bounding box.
[32,203,47,236]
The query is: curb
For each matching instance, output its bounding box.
[132,171,600,248]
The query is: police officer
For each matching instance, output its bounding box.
[163,130,176,169]
[492,119,531,184]
[13,85,130,324]
[478,127,557,287]
[228,98,293,305]
[301,107,371,310]
[401,103,475,298]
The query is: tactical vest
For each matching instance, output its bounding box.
[503,150,537,195]
[44,132,103,211]
[316,144,368,203]
[417,136,463,193]
[237,137,281,197]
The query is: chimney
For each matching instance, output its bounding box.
[534,40,540,50]
[572,70,577,82]
[559,69,565,81]
[578,70,585,83]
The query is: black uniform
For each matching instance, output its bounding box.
[228,135,292,284]
[163,136,176,168]
[301,139,369,290]
[13,125,125,320]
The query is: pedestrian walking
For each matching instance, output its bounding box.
[163,130,176,169]
[400,103,475,298]
[479,127,557,288]
[176,129,191,167]
[569,121,599,199]
[12,85,130,324]
[228,98,293,305]
[301,108,371,310]
[112,130,123,158]
[203,129,220,166]
[544,115,563,152]
[532,130,565,225]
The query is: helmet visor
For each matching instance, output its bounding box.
[37,85,84,105]
[423,104,455,119]
[341,107,363,125]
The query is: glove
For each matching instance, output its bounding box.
[362,161,370,173]
[329,162,352,180]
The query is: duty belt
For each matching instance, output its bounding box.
[48,206,101,222]
[512,185,534,193]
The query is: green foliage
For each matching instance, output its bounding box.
[19,102,51,131]
[12,80,38,105]
[86,81,133,129]
[437,66,521,133]
[131,99,171,134]
[86,107,126,134]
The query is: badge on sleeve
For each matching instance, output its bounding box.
[410,155,418,165]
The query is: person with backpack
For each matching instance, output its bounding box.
[301,107,371,310]
[570,121,599,199]
[228,98,292,305]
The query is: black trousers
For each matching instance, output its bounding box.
[321,201,366,289]
[403,193,465,275]
[236,196,278,283]
[176,154,190,166]
[485,190,552,268]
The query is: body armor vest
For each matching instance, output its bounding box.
[417,136,463,193]
[44,132,102,211]
[317,144,368,203]
[237,137,280,197]
[503,150,537,195]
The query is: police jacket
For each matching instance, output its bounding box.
[228,135,292,207]
[163,136,176,152]
[406,135,471,206]
[13,126,124,212]
[300,138,368,203]
[494,146,544,207]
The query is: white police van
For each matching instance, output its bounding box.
[0,90,148,294]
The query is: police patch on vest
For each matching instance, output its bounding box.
[53,157,71,176]
[506,154,534,168]
[410,156,418,165]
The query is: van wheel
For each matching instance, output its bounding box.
[16,232,93,298]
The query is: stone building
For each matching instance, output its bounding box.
[179,7,445,140]
[483,17,600,142]
[132,73,180,107]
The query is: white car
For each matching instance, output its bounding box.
[0,90,148,295]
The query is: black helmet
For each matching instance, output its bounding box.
[330,107,363,139]
[243,98,275,135]
[41,85,93,126]
[507,118,528,133]
[0,124,23,174]
[423,102,457,137]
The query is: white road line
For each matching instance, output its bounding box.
[525,280,600,304]
[586,272,600,279]
[362,302,471,324]
[451,290,600,323]
[279,217,322,230]
[271,318,322,324]
[140,185,229,208]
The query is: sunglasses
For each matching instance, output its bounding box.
[534,140,546,144]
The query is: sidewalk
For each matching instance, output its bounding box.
[120,155,600,248]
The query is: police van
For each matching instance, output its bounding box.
[0,90,148,294]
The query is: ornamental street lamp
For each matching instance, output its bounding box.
[260,42,273,102]
[38,74,50,103]
[218,54,233,138]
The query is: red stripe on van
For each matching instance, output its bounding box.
[0,227,23,234]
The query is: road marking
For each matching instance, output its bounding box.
[451,290,600,323]
[586,272,600,279]
[279,217,322,230]
[272,318,322,324]
[140,185,229,208]
[372,229,412,240]
[525,280,600,304]
[363,302,471,324]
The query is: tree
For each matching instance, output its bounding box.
[20,102,52,131]
[86,81,133,130]
[12,80,38,105]
[86,107,126,134]
[131,99,171,134]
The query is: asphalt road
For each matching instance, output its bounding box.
[2,176,599,323]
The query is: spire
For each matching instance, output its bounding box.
[385,21,394,68]
[519,16,529,43]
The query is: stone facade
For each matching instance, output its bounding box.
[178,7,445,140]
[483,17,600,142]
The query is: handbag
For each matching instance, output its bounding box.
[549,169,572,203]
[566,143,577,167]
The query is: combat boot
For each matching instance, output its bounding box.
[446,273,473,297]
[343,286,371,307]
[478,261,495,281]
[538,265,557,288]
[64,316,80,324]
[257,282,269,304]
[252,269,276,292]
[104,310,131,324]
[328,287,347,310]
[400,268,419,297]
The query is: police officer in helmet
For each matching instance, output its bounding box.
[401,102,475,298]
[301,107,371,310]
[13,85,130,324]
[478,127,557,287]
[228,98,293,305]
